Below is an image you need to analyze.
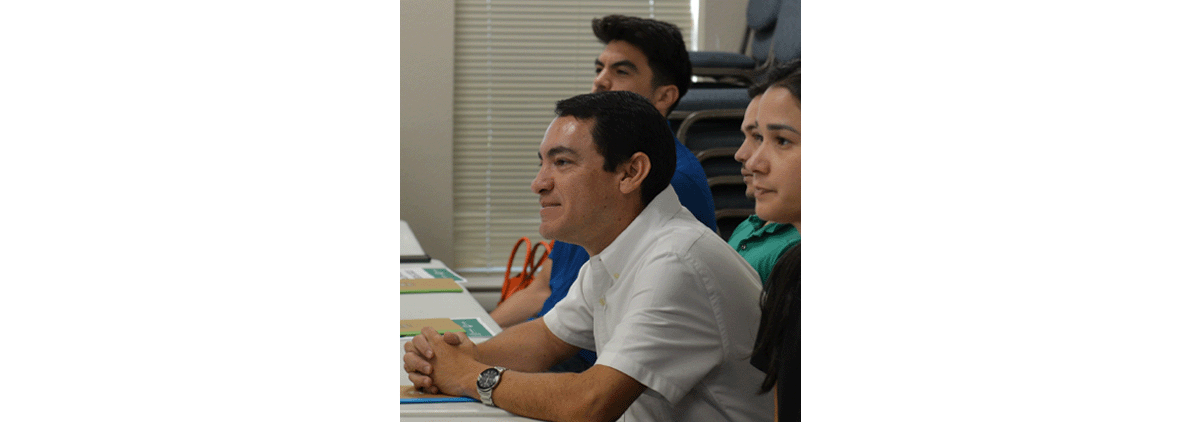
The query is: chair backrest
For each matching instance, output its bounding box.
[749,26,775,65]
[771,0,801,65]
[691,0,783,83]
[709,175,756,211]
[744,0,782,64]
[746,0,781,31]
[695,147,742,180]
[716,208,755,241]
[676,108,745,151]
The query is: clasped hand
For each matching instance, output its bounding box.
[403,326,481,396]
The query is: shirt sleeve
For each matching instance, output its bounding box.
[542,262,597,351]
[593,251,725,404]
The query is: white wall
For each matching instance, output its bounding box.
[400,0,456,267]
[400,1,747,270]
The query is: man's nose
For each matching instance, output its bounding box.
[592,73,609,93]
[531,168,552,194]
[734,138,755,164]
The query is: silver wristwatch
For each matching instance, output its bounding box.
[476,366,507,407]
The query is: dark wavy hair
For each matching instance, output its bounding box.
[748,59,801,99]
[592,15,692,114]
[770,63,801,105]
[554,91,676,207]
[752,243,800,392]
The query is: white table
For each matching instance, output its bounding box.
[400,227,536,421]
[400,260,503,335]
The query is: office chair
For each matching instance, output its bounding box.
[689,0,782,84]
[676,109,746,153]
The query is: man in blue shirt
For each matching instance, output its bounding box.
[489,16,717,371]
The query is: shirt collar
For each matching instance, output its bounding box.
[760,218,796,235]
[744,214,796,236]
[594,186,682,281]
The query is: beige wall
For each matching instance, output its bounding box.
[699,0,749,52]
[400,1,747,270]
[400,0,456,266]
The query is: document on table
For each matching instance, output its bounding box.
[451,318,495,338]
[400,267,465,282]
[399,318,494,338]
[400,278,463,294]
[401,318,466,337]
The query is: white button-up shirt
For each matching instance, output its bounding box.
[544,187,772,421]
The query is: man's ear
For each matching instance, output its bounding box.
[618,152,651,196]
[650,85,679,116]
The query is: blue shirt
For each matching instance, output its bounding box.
[670,139,718,233]
[538,138,717,365]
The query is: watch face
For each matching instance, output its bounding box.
[477,368,500,389]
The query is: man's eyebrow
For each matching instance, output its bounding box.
[542,146,578,159]
[764,123,800,135]
[595,59,638,72]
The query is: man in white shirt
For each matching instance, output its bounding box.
[404,91,771,421]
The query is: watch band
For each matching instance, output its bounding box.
[477,366,507,407]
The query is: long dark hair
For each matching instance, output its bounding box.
[752,243,800,392]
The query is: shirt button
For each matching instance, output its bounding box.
[740,245,747,250]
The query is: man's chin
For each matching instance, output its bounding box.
[537,224,559,241]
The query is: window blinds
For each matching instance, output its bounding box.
[453,0,693,271]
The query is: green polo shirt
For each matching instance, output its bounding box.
[727,215,800,287]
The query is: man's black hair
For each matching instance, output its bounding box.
[554,91,676,207]
[592,15,692,114]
